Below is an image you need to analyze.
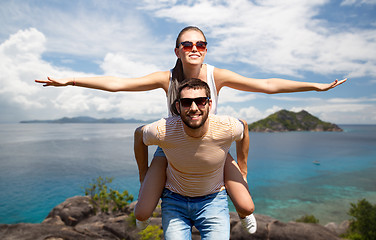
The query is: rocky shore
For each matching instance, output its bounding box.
[0,196,349,240]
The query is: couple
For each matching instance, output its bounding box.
[36,25,346,240]
[135,78,254,239]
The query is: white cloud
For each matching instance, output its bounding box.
[0,28,91,119]
[1,28,45,59]
[272,95,376,123]
[101,53,161,77]
[327,97,376,103]
[291,103,376,124]
[217,87,258,104]
[0,28,47,98]
[271,96,322,102]
[139,0,178,10]
[341,0,376,6]
[341,0,357,5]
[0,1,375,124]
[116,91,167,119]
[0,1,173,62]
[217,105,282,123]
[143,0,376,78]
[0,28,167,122]
[216,94,376,124]
[223,99,376,124]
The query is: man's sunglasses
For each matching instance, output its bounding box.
[179,97,210,108]
[179,41,207,52]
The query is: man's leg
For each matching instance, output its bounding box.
[161,189,192,240]
[193,190,230,240]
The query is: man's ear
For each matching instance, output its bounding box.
[208,99,212,112]
[175,100,181,114]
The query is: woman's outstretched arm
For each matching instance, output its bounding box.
[214,68,347,94]
[35,71,170,92]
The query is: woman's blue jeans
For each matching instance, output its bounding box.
[161,188,230,240]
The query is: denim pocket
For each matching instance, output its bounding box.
[162,188,173,198]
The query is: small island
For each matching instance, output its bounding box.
[248,110,343,132]
[20,116,151,124]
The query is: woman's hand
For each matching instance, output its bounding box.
[316,78,347,91]
[35,76,72,87]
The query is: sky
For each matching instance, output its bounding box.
[0,0,376,124]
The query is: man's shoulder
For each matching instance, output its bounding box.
[143,116,181,141]
[209,114,240,125]
[209,115,244,140]
[209,115,244,131]
[146,116,181,132]
[149,116,180,125]
[164,115,181,126]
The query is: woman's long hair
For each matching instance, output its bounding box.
[169,26,207,115]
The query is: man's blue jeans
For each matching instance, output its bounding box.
[161,188,230,240]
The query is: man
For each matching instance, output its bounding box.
[134,78,255,239]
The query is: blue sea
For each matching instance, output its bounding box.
[0,124,375,225]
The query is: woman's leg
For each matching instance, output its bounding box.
[225,118,254,218]
[134,156,167,221]
[224,154,254,218]
[236,119,250,180]
[133,126,167,221]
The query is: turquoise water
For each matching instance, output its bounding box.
[0,124,375,224]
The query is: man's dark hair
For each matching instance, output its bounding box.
[177,78,211,100]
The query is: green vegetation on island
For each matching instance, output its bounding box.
[248,109,343,132]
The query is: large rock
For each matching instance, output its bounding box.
[0,196,345,240]
[229,213,342,240]
[43,196,95,226]
[0,223,92,240]
[325,221,350,236]
[0,196,139,240]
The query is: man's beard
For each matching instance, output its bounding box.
[180,110,209,129]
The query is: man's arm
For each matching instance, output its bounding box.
[236,119,250,181]
[134,125,149,183]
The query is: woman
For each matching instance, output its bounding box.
[36,26,346,233]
